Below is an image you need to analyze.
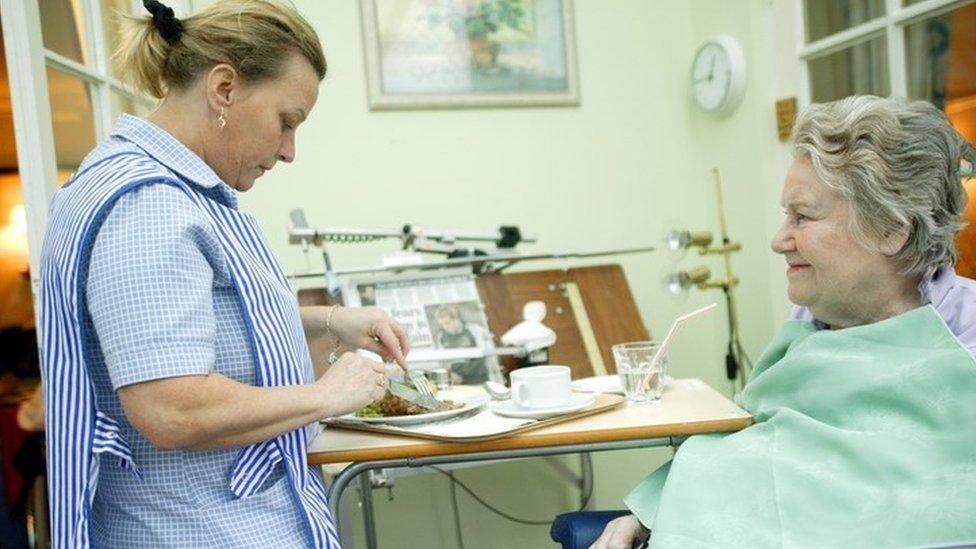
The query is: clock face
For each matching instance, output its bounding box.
[691,43,731,112]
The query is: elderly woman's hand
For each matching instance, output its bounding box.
[330,307,410,370]
[589,514,649,549]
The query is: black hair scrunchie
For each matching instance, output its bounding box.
[143,0,183,45]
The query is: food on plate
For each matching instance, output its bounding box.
[354,391,462,418]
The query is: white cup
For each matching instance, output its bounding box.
[509,365,572,409]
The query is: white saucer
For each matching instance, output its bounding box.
[571,375,623,395]
[490,394,595,420]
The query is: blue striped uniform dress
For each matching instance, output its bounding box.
[40,114,340,548]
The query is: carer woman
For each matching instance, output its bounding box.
[39,1,404,547]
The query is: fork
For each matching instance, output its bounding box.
[407,370,437,397]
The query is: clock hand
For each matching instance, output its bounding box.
[708,53,716,82]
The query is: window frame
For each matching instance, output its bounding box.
[0,0,192,329]
[44,0,164,139]
[797,0,975,105]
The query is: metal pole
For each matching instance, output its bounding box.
[580,453,593,510]
[290,246,657,279]
[358,473,378,549]
[711,168,749,389]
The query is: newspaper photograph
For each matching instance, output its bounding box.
[342,271,503,383]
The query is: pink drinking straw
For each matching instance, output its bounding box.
[641,303,718,392]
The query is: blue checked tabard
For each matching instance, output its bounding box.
[40,114,340,548]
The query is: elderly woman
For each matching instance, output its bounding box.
[39,1,407,547]
[592,96,976,548]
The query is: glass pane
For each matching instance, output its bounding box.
[0,16,18,170]
[102,0,137,79]
[905,3,976,144]
[809,36,889,102]
[40,0,90,65]
[805,0,886,42]
[47,68,96,174]
[110,90,155,120]
[0,174,36,322]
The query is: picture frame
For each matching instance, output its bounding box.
[359,0,580,110]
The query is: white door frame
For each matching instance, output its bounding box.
[1,0,194,333]
[1,0,59,331]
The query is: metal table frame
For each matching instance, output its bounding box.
[326,435,689,548]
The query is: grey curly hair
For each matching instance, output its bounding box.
[792,95,975,277]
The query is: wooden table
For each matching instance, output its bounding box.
[308,378,751,547]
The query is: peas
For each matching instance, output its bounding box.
[355,404,384,418]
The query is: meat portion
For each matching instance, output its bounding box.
[375,392,463,416]
[376,392,426,416]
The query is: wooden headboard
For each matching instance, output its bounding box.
[297,264,650,380]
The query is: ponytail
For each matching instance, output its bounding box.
[113,12,173,98]
[113,0,326,100]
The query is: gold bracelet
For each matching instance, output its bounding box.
[326,305,341,365]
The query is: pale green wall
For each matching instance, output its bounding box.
[237,1,798,547]
[683,0,803,361]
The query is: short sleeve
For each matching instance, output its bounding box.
[86,183,219,389]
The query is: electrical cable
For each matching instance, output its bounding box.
[447,470,465,549]
[427,457,595,529]
[721,286,746,393]
[735,338,754,371]
[428,465,554,525]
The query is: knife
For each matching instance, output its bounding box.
[388,379,448,412]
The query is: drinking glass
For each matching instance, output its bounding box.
[612,341,667,404]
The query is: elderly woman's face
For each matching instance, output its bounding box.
[770,156,905,326]
[218,54,319,191]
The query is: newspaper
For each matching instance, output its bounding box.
[342,270,504,383]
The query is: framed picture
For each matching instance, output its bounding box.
[360,0,580,110]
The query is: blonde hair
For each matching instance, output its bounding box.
[114,0,326,99]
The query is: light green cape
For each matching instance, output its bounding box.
[625,305,976,548]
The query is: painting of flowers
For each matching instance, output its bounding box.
[360,0,579,109]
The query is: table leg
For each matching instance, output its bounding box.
[359,472,378,549]
[323,437,678,542]
[580,452,593,510]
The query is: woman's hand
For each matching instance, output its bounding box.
[589,514,649,549]
[118,355,394,451]
[315,352,391,418]
[330,307,410,370]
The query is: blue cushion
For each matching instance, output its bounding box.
[550,510,630,549]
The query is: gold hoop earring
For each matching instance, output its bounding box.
[218,108,227,129]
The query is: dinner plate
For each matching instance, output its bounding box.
[337,394,488,426]
[570,375,624,395]
[490,393,595,420]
